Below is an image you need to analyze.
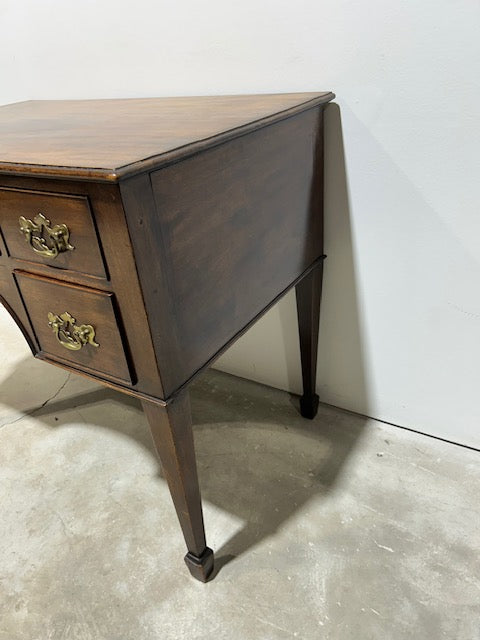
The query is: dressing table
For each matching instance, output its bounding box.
[0,92,334,581]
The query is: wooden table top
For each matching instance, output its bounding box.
[0,92,334,181]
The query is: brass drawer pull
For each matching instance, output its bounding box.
[19,213,74,259]
[47,311,99,351]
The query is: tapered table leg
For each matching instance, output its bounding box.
[142,391,214,582]
[295,262,324,419]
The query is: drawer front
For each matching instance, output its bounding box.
[0,187,107,279]
[15,271,133,384]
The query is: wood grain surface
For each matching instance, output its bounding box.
[139,106,325,395]
[0,187,107,278]
[15,270,134,384]
[0,93,334,181]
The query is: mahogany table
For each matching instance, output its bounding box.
[0,92,334,581]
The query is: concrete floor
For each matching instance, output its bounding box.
[0,318,479,639]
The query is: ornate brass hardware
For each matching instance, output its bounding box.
[19,213,74,258]
[47,311,99,351]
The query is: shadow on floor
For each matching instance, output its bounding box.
[0,357,369,575]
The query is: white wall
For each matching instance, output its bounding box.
[1,1,479,447]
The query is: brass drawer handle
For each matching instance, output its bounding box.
[47,311,99,351]
[19,213,74,259]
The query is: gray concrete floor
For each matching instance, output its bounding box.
[0,319,479,639]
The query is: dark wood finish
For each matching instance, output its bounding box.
[0,186,107,279]
[142,393,214,582]
[125,106,325,396]
[119,173,182,395]
[296,263,324,419]
[15,270,133,384]
[0,92,334,580]
[0,93,333,181]
[0,174,163,399]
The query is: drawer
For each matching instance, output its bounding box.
[0,187,107,279]
[15,271,134,384]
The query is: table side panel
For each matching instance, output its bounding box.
[119,174,181,396]
[137,106,325,396]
